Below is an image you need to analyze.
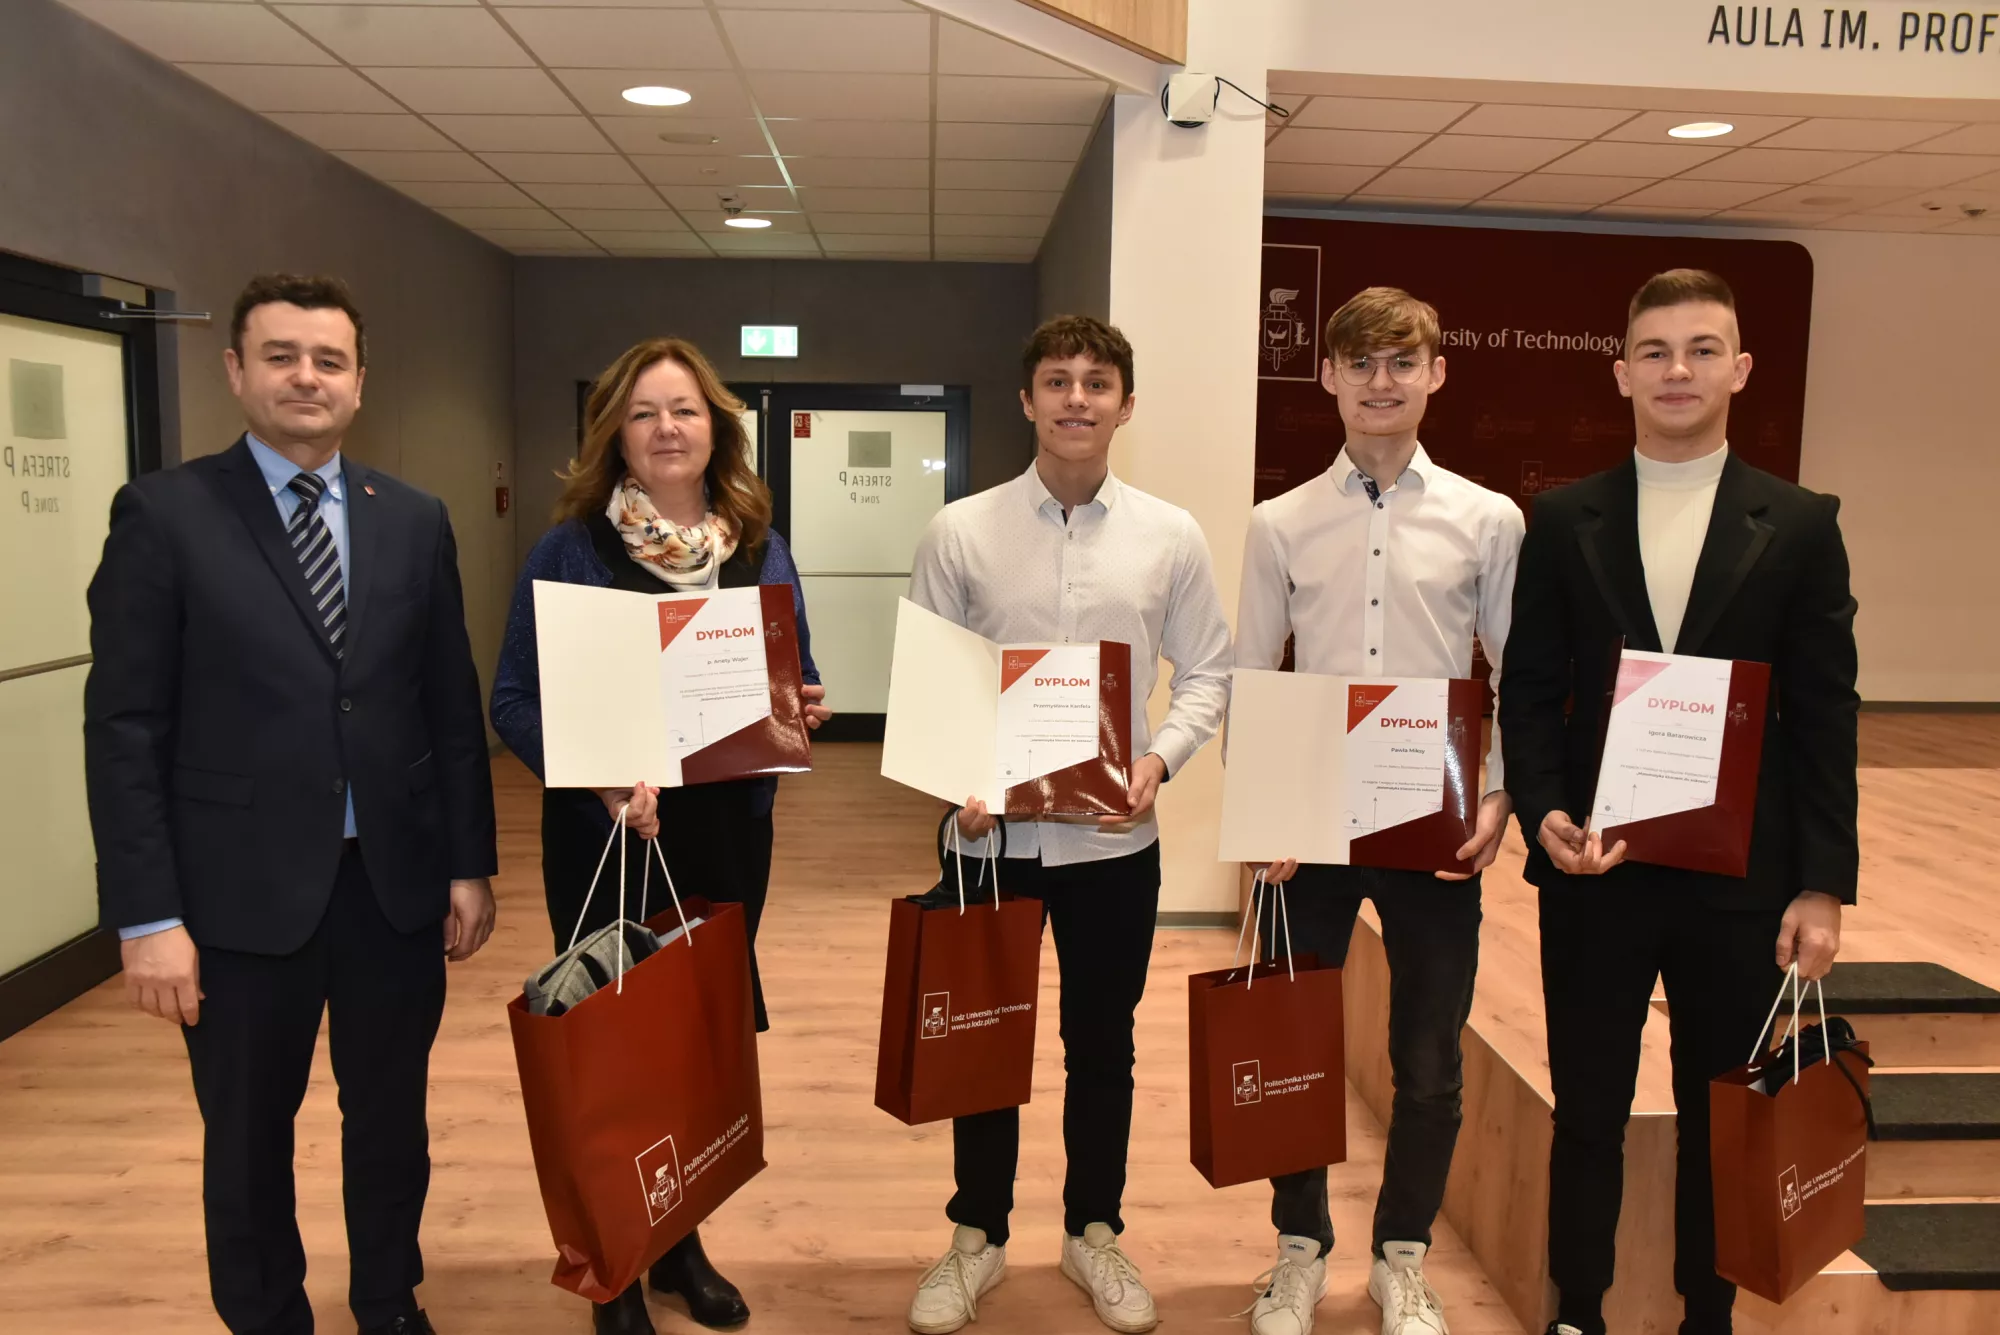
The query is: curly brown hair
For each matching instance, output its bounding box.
[554,337,771,554]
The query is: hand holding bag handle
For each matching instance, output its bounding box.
[936,807,1008,917]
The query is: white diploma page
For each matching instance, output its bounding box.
[994,645,1100,788]
[1218,669,1352,865]
[1589,651,1732,834]
[535,581,769,789]
[1342,680,1447,838]
[656,587,773,774]
[881,598,1005,810]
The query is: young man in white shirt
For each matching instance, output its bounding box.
[1234,288,1523,1335]
[1502,271,1855,1335]
[903,315,1233,1335]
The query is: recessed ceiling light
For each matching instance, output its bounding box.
[1668,121,1735,139]
[658,131,719,146]
[725,217,773,229]
[622,85,691,108]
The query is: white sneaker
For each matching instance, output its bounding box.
[1368,1241,1449,1335]
[908,1225,1007,1334]
[1060,1223,1158,1333]
[1248,1234,1328,1335]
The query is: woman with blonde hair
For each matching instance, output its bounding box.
[491,337,829,1334]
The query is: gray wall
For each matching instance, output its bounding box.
[512,257,1038,565]
[1035,114,1113,325]
[0,0,517,704]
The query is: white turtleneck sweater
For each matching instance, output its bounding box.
[1634,443,1728,652]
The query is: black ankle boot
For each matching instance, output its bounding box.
[592,1281,655,1335]
[648,1229,750,1329]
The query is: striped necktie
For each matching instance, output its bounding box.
[286,471,346,657]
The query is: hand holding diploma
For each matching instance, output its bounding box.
[1437,790,1514,881]
[802,683,832,731]
[1538,808,1628,875]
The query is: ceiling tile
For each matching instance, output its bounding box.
[1859,187,2000,218]
[652,183,793,209]
[269,112,455,151]
[752,73,930,121]
[278,0,504,7]
[1755,118,1963,151]
[721,10,930,73]
[934,189,1061,215]
[1400,135,1580,173]
[606,241,713,258]
[476,228,599,250]
[1337,198,1468,214]
[1936,216,2000,234]
[1957,169,2000,191]
[1480,173,1652,205]
[519,181,664,208]
[1462,202,1588,217]
[1745,182,1922,212]
[64,1,334,63]
[177,64,396,113]
[795,186,930,213]
[1353,167,1519,199]
[1679,147,1879,183]
[936,160,1072,191]
[1611,178,1784,210]
[633,154,787,186]
[1599,111,1802,146]
[935,121,1090,159]
[785,158,929,189]
[363,67,574,116]
[1813,154,2000,188]
[934,213,1045,238]
[1541,141,1730,175]
[1813,214,1952,232]
[937,19,1088,79]
[819,234,932,256]
[1263,162,1380,196]
[935,76,1106,125]
[427,114,610,153]
[498,7,726,69]
[1266,128,1431,167]
[1281,96,1470,133]
[551,70,753,119]
[1909,124,2000,155]
[804,212,929,236]
[278,6,531,66]
[599,117,769,156]
[1588,205,1720,219]
[479,152,640,183]
[390,179,538,207]
[553,207,686,230]
[438,205,564,229]
[1449,104,1639,139]
[335,148,500,180]
[765,119,930,158]
[937,238,1039,254]
[702,233,822,255]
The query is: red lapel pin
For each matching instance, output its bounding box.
[364,485,376,496]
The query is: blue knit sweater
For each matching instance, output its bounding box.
[490,519,821,807]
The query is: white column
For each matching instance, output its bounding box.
[1107,0,1273,913]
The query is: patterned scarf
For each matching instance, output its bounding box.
[606,475,737,589]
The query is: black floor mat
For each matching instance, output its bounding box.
[1872,1073,2000,1140]
[1855,1203,2000,1290]
[1782,962,2000,1015]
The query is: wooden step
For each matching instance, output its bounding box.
[1867,1072,2000,1199]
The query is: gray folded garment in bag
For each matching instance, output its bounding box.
[523,920,662,1017]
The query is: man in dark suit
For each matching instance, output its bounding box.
[1499,270,1857,1335]
[84,273,498,1335]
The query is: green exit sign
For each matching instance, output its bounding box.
[740,325,798,358]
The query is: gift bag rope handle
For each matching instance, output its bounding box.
[1749,963,1830,1092]
[1230,869,1296,991]
[947,811,1002,918]
[566,804,694,997]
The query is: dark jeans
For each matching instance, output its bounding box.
[182,843,445,1335]
[1262,865,1483,1259]
[1540,876,1786,1334]
[947,841,1162,1246]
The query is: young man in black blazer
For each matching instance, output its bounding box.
[84,274,498,1335]
[1499,270,1857,1335]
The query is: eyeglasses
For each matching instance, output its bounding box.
[1333,353,1431,386]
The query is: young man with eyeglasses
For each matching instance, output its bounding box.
[1502,270,1856,1335]
[1233,287,1523,1335]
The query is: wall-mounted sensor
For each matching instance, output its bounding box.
[1163,73,1221,127]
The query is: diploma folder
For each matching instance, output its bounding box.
[1587,645,1770,877]
[534,581,811,789]
[1218,670,1482,873]
[881,598,1133,819]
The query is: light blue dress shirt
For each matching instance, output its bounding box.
[119,435,356,941]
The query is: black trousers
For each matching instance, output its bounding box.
[1540,876,1787,1333]
[1261,865,1482,1259]
[182,843,446,1335]
[947,841,1161,1246]
[541,781,775,1031]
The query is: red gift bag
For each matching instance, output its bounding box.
[509,826,765,1302]
[1190,873,1347,1188]
[1711,967,1872,1304]
[875,816,1044,1125]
